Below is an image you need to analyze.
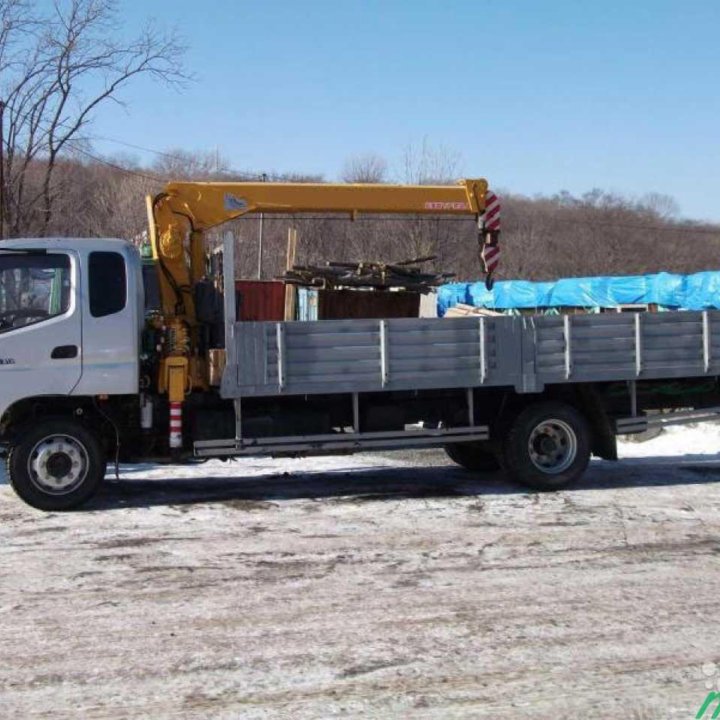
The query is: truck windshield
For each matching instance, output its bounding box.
[0,253,71,334]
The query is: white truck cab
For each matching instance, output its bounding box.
[0,239,144,509]
[0,238,143,422]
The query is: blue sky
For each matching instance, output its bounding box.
[89,0,720,220]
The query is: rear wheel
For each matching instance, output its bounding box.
[502,401,590,491]
[445,441,500,472]
[8,419,105,511]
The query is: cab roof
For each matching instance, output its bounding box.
[0,237,135,253]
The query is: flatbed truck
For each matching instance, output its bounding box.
[1,178,718,510]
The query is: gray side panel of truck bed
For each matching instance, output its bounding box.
[220,310,720,399]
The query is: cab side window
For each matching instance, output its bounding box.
[89,252,126,318]
[0,253,72,333]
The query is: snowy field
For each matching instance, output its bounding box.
[2,426,720,718]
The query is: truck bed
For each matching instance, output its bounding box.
[220,310,720,398]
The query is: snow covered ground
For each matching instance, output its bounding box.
[2,426,720,718]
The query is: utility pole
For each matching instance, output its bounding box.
[257,172,268,279]
[0,99,5,241]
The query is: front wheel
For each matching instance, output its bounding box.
[8,419,105,511]
[502,401,590,491]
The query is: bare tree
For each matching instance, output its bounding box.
[341,153,388,183]
[638,192,680,221]
[85,162,161,240]
[401,138,462,185]
[0,0,189,238]
[152,148,231,181]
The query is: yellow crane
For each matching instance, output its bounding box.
[146,178,500,402]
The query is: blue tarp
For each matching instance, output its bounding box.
[437,271,720,316]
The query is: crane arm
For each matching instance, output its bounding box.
[154,178,489,229]
[148,178,495,320]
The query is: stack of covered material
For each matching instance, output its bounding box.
[438,271,720,317]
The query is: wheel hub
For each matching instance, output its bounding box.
[527,419,577,475]
[537,435,558,455]
[28,435,89,495]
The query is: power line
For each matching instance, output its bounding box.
[77,132,298,182]
[66,142,162,183]
[47,116,293,181]
[81,135,199,163]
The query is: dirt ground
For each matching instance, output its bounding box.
[1,435,720,719]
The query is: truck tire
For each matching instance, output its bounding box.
[7,419,105,511]
[445,442,500,472]
[502,401,590,491]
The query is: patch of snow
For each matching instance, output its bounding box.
[618,424,720,459]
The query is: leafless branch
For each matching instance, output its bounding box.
[0,0,190,236]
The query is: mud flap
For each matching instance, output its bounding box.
[575,385,617,461]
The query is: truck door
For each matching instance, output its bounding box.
[0,251,82,416]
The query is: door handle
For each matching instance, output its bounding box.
[51,345,78,359]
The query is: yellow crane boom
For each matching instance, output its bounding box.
[146,178,497,398]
